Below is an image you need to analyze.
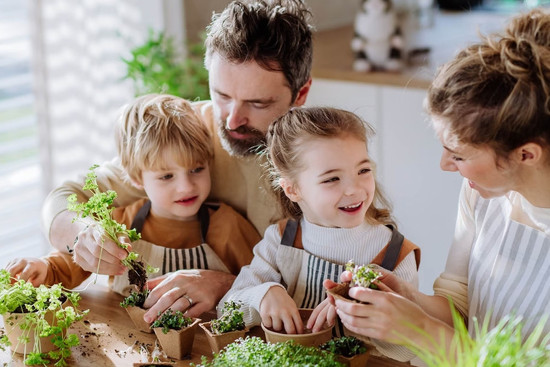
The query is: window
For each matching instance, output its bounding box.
[0,1,47,268]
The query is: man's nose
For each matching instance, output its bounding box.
[225,103,247,131]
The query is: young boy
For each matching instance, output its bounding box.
[6,94,261,306]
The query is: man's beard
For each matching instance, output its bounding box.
[218,123,266,157]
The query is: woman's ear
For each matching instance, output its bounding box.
[517,142,543,166]
[279,177,301,202]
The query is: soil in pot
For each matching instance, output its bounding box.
[199,321,248,354]
[153,318,201,359]
[261,308,333,347]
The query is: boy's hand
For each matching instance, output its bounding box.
[72,223,128,275]
[5,258,49,286]
[260,286,303,334]
[307,297,336,332]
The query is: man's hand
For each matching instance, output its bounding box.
[72,223,129,275]
[142,269,236,322]
[5,257,49,286]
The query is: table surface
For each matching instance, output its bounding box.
[0,283,412,366]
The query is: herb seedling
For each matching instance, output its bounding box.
[67,165,158,290]
[320,336,367,358]
[345,261,382,289]
[210,301,245,335]
[195,336,344,367]
[120,289,150,309]
[150,308,193,334]
[0,269,89,366]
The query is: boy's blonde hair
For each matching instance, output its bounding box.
[265,107,395,227]
[116,94,213,184]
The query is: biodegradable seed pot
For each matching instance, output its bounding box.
[125,305,153,334]
[199,321,248,354]
[261,308,333,347]
[151,309,200,359]
[320,336,370,367]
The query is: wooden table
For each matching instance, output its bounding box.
[0,283,411,366]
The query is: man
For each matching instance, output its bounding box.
[41,0,313,322]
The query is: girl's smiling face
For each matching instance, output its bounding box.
[281,134,375,228]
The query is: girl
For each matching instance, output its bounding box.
[220,107,420,362]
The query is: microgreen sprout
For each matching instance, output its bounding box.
[345,261,382,289]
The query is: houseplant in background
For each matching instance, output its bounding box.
[199,301,247,354]
[150,308,201,359]
[0,269,88,366]
[122,29,209,101]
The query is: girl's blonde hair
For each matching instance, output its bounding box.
[116,94,213,184]
[266,107,395,227]
[426,9,550,161]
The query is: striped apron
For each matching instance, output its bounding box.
[468,196,550,338]
[111,201,229,296]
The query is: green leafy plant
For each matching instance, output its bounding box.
[345,261,382,289]
[405,305,550,367]
[122,29,209,101]
[150,308,193,334]
[0,269,89,366]
[210,301,245,335]
[67,165,158,291]
[120,289,150,309]
[319,336,367,358]
[195,336,344,367]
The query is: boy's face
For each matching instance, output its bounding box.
[208,53,310,157]
[282,135,375,228]
[139,155,211,221]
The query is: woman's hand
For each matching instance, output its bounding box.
[260,286,303,334]
[143,269,236,322]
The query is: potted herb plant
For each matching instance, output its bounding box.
[326,261,382,304]
[405,306,550,367]
[195,336,344,367]
[261,308,333,347]
[120,289,153,333]
[150,308,200,359]
[0,269,88,366]
[320,336,370,367]
[199,301,247,354]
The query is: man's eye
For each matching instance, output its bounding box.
[252,102,269,109]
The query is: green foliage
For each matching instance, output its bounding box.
[120,289,150,309]
[67,165,158,278]
[150,308,193,334]
[195,336,344,367]
[405,305,550,367]
[345,261,382,289]
[122,29,209,101]
[0,269,89,366]
[210,301,245,335]
[319,336,367,358]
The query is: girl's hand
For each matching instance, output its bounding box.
[307,297,337,332]
[5,257,49,286]
[260,286,303,334]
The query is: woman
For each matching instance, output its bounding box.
[325,9,550,352]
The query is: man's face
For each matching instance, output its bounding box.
[208,53,298,157]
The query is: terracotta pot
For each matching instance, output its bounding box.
[2,300,68,354]
[261,308,333,347]
[335,350,371,367]
[125,306,153,333]
[199,321,248,354]
[153,318,201,359]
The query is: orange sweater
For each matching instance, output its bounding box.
[43,199,260,289]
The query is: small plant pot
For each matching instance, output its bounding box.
[153,318,201,360]
[125,306,153,333]
[199,321,248,354]
[326,283,361,304]
[2,298,70,354]
[335,350,371,367]
[261,308,333,347]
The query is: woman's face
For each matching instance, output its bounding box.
[433,117,517,199]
